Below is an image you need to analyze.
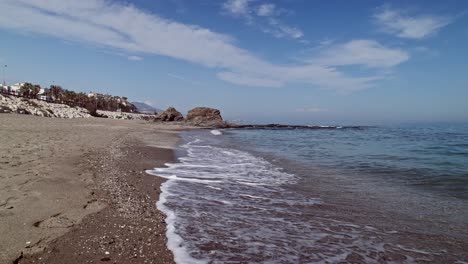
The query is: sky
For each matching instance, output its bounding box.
[0,0,467,124]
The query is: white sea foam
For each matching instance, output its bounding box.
[147,131,448,263]
[210,129,223,136]
[156,180,208,264]
[147,133,302,263]
[156,175,223,184]
[207,186,222,191]
[240,194,267,200]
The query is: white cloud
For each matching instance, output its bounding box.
[264,18,303,39]
[222,0,303,40]
[257,4,275,17]
[311,40,409,68]
[373,6,452,39]
[318,38,335,47]
[128,55,143,61]
[0,0,407,92]
[223,0,253,16]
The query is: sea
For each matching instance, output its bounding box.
[147,124,468,263]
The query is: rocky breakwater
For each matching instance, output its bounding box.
[0,94,91,118]
[185,107,229,128]
[97,110,156,121]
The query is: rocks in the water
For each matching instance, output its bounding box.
[154,107,184,122]
[185,107,228,128]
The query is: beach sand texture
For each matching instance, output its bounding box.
[0,114,187,263]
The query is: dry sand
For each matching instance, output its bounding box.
[0,114,191,263]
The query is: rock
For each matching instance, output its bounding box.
[154,107,184,122]
[16,108,31,115]
[0,105,11,113]
[185,107,228,128]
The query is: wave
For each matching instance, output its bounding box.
[210,129,223,136]
[146,130,461,263]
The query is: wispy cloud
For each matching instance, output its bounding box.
[263,18,304,39]
[128,55,143,61]
[318,38,335,47]
[373,6,453,39]
[223,0,253,17]
[257,3,276,17]
[222,0,303,40]
[0,0,408,91]
[295,107,328,113]
[167,73,202,85]
[217,71,283,87]
[310,40,409,68]
[169,0,188,14]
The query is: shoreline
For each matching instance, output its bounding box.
[0,114,192,264]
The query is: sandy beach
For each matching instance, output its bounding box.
[0,114,190,263]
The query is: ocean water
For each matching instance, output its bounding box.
[147,124,468,263]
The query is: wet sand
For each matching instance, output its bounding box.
[0,114,191,264]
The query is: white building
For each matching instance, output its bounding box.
[38,88,48,101]
[9,83,25,95]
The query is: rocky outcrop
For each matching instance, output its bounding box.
[0,94,91,118]
[185,107,228,128]
[154,107,184,122]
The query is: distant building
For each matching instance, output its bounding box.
[0,84,8,93]
[9,82,25,96]
[87,92,107,99]
[38,88,50,101]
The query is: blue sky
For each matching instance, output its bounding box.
[0,0,467,124]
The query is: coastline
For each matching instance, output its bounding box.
[0,114,191,264]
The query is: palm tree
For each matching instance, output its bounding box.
[50,85,64,101]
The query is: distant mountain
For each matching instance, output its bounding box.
[132,102,163,114]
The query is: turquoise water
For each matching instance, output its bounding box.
[149,124,468,263]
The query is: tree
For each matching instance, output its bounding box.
[30,84,41,99]
[50,85,64,101]
[19,83,34,98]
